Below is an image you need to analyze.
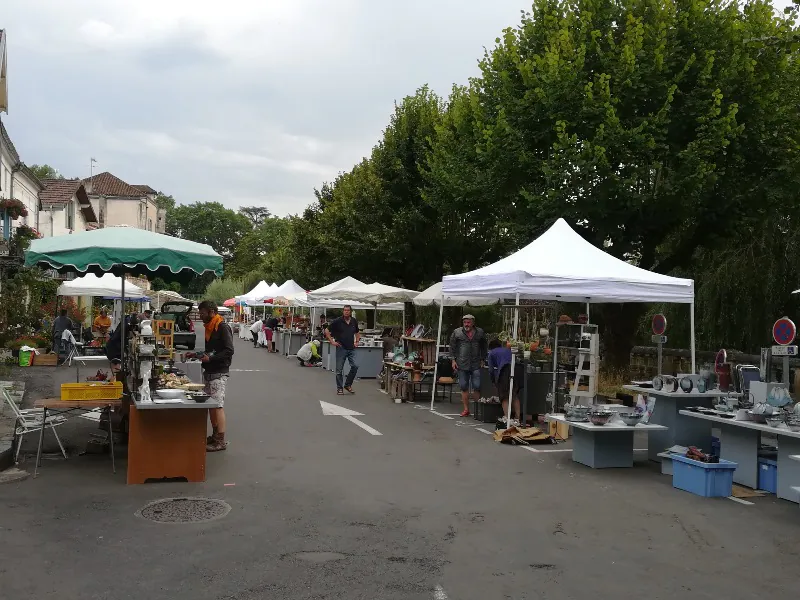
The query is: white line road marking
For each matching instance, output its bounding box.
[229,369,269,372]
[521,446,540,453]
[476,428,494,435]
[434,584,448,599]
[342,415,383,436]
[430,411,454,420]
[728,496,754,505]
[319,401,383,436]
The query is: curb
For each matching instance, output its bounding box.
[0,443,12,471]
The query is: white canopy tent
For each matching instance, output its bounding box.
[253,282,280,304]
[273,279,307,304]
[440,218,696,422]
[414,282,501,409]
[413,281,499,307]
[239,281,273,306]
[308,278,420,330]
[57,273,148,299]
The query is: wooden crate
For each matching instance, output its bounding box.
[32,353,58,366]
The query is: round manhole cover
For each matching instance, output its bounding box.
[137,497,231,524]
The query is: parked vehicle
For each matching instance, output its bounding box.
[156,301,196,350]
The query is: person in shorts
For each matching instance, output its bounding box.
[488,338,520,422]
[449,314,487,417]
[187,300,234,452]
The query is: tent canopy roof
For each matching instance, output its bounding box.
[442,218,694,304]
[25,226,223,279]
[57,273,147,299]
[413,281,499,307]
[309,279,418,304]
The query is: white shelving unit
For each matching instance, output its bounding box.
[552,323,599,405]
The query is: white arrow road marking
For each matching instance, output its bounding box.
[434,584,449,599]
[319,401,383,436]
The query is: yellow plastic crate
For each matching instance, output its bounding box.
[60,382,123,401]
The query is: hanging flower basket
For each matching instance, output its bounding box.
[0,198,29,219]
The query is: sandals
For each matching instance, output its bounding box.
[337,389,344,395]
[344,386,355,394]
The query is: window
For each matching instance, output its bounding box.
[148,218,153,231]
[66,200,75,230]
[99,207,104,227]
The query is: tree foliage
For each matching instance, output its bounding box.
[170,0,800,360]
[29,164,63,180]
[166,202,252,263]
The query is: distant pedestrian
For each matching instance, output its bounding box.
[249,317,263,347]
[325,305,360,395]
[265,315,279,352]
[449,314,487,417]
[52,309,72,353]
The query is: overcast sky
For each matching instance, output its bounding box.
[2,0,526,216]
[3,1,793,217]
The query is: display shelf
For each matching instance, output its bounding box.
[552,323,599,402]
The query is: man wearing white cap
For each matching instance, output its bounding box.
[449,314,487,417]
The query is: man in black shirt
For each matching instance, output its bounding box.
[325,305,360,395]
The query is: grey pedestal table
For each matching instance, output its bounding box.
[335,346,384,379]
[283,332,306,357]
[679,410,800,502]
[624,386,732,462]
[546,414,667,468]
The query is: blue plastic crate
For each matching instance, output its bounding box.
[671,455,737,498]
[758,458,777,494]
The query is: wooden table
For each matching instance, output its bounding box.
[32,399,122,477]
[545,413,668,468]
[128,398,220,485]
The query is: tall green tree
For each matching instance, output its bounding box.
[167,202,252,263]
[28,164,63,180]
[239,206,272,227]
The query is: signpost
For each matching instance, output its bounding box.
[652,314,667,375]
[772,317,797,385]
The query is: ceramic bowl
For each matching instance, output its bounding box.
[618,412,643,427]
[589,411,613,426]
[155,388,185,399]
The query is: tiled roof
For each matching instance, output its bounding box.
[83,172,146,198]
[39,179,82,205]
[0,116,20,163]
[133,184,157,194]
[39,178,97,224]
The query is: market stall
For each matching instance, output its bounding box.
[413,281,499,409]
[308,280,419,379]
[442,217,695,433]
[25,227,223,484]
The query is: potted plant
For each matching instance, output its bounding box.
[0,198,29,220]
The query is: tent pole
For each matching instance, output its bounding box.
[429,295,445,410]
[585,300,590,322]
[120,277,126,384]
[506,293,520,426]
[690,300,696,374]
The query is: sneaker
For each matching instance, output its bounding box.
[460,409,470,417]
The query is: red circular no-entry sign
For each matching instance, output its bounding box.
[651,314,667,336]
[773,317,796,346]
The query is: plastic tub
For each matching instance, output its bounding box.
[671,455,737,498]
[758,458,777,494]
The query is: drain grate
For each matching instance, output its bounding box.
[137,497,231,524]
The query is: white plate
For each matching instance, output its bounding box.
[155,389,186,399]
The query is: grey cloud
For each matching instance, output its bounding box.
[2,0,525,217]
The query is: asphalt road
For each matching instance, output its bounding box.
[2,332,800,599]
